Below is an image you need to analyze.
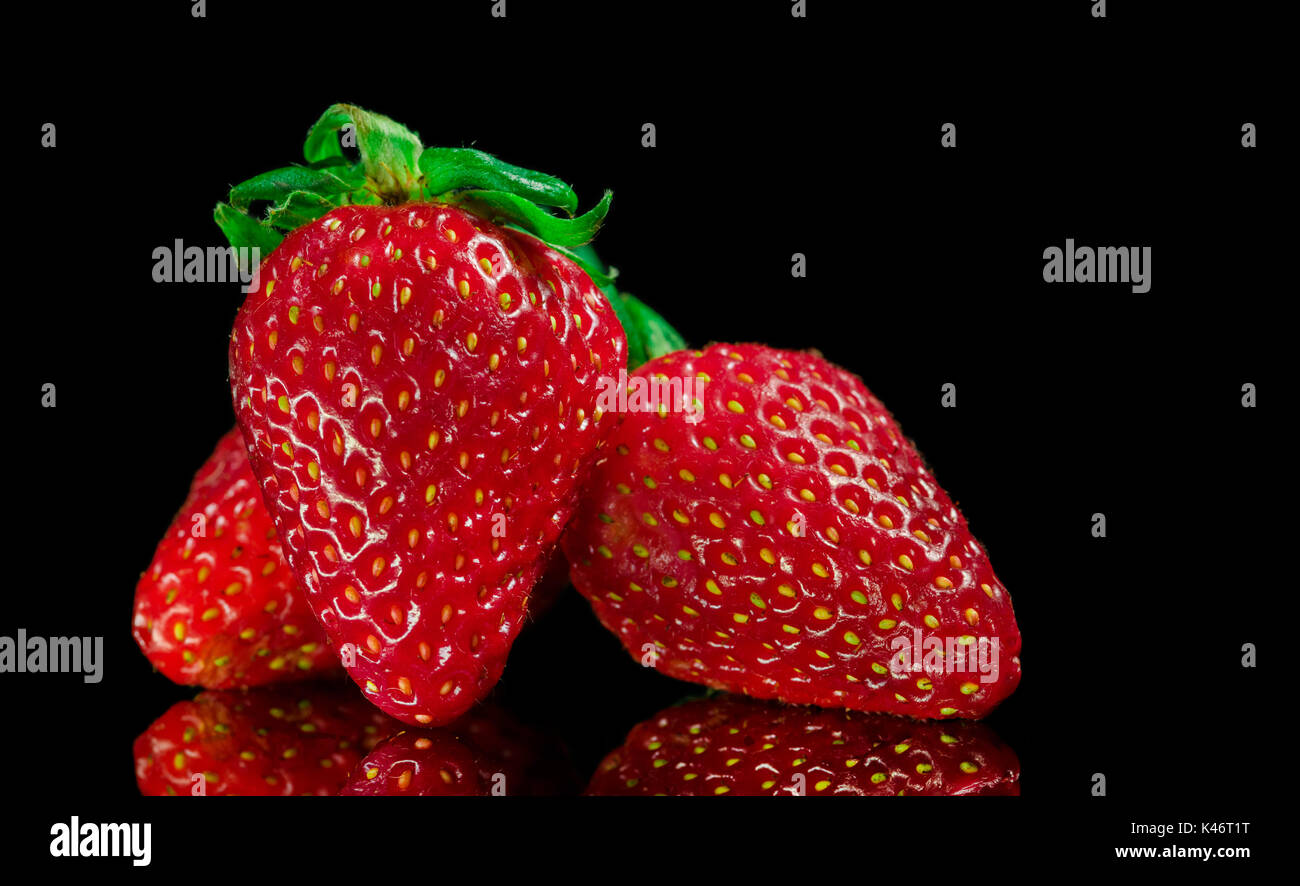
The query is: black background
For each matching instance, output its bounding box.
[6,0,1282,873]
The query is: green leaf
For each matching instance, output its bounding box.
[610,300,646,368]
[215,104,622,288]
[420,148,577,214]
[265,191,343,229]
[302,104,424,202]
[228,165,359,211]
[452,189,611,248]
[570,244,614,278]
[620,293,688,363]
[213,203,283,271]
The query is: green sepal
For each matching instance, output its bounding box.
[449,188,612,249]
[227,165,362,212]
[264,191,345,229]
[419,148,577,214]
[217,103,611,257]
[302,104,423,201]
[213,203,284,273]
[609,293,647,369]
[620,293,688,364]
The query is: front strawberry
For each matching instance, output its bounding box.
[222,106,627,725]
[563,343,1022,719]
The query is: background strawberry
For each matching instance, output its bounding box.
[563,343,1021,719]
[134,685,401,796]
[222,106,627,726]
[340,702,578,796]
[587,695,1020,796]
[132,427,339,687]
[512,243,685,622]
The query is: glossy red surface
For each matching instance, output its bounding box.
[131,428,339,687]
[564,344,1021,719]
[230,203,626,726]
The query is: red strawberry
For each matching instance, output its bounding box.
[230,202,625,725]
[134,686,402,796]
[339,703,577,796]
[563,344,1021,719]
[132,428,339,687]
[587,695,1020,796]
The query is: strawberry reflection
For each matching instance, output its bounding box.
[135,684,576,796]
[588,694,1019,796]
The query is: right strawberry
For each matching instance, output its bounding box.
[563,343,1021,719]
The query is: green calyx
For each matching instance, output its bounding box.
[215,103,611,275]
[215,103,687,367]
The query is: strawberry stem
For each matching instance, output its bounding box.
[214,103,689,361]
[215,104,611,273]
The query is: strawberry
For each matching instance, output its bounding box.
[340,702,577,796]
[563,344,1022,719]
[132,428,338,687]
[221,106,626,726]
[133,686,402,796]
[587,695,1020,796]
